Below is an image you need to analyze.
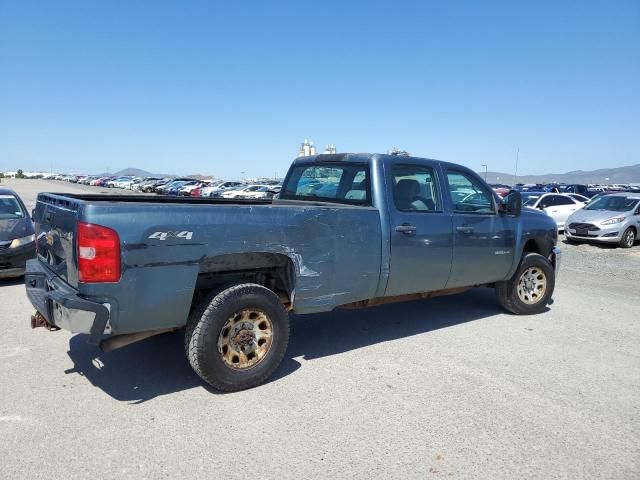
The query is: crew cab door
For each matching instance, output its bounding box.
[385,162,453,296]
[444,169,516,288]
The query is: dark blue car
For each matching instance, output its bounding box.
[0,188,36,278]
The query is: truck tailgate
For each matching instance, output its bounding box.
[33,194,82,287]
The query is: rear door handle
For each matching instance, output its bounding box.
[395,224,416,235]
[456,226,474,234]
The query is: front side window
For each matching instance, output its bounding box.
[446,171,495,214]
[538,196,556,208]
[391,164,440,212]
[280,163,371,206]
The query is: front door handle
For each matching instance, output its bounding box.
[456,226,474,234]
[395,223,416,235]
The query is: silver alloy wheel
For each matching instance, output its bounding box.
[516,267,547,305]
[217,309,273,370]
[624,230,635,247]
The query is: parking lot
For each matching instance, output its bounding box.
[1,178,639,479]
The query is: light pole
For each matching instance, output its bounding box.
[481,164,488,182]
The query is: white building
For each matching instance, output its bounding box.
[298,139,317,157]
[323,144,337,154]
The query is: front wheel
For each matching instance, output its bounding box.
[184,283,290,392]
[496,252,556,315]
[619,228,636,248]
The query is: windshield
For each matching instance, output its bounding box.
[0,195,25,219]
[584,196,639,212]
[280,162,371,206]
[521,194,541,207]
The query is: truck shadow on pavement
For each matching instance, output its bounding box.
[65,288,509,403]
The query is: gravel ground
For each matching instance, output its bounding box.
[1,178,639,479]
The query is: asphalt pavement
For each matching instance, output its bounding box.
[1,178,639,479]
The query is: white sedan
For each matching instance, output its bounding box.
[522,193,586,230]
[220,185,274,199]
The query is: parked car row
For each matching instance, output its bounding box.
[46,174,283,200]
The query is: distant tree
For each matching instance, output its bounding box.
[0,172,4,179]
[16,169,25,179]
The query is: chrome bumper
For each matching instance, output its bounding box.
[25,259,111,344]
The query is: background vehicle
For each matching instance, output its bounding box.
[220,184,274,199]
[141,178,171,193]
[566,193,640,248]
[106,176,134,188]
[521,192,585,230]
[0,188,36,278]
[558,184,600,197]
[155,178,197,194]
[166,180,198,195]
[179,180,211,196]
[201,181,244,197]
[25,153,560,392]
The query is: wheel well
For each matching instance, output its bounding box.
[193,253,295,310]
[522,239,542,255]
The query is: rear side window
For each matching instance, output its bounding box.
[280,163,371,206]
[391,164,441,212]
[446,171,495,214]
[553,195,575,206]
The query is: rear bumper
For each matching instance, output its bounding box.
[24,259,110,344]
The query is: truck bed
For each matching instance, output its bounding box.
[32,191,383,333]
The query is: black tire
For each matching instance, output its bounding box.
[184,283,290,392]
[495,252,556,315]
[619,227,636,248]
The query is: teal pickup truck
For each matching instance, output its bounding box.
[25,153,560,391]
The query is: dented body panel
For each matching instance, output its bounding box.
[26,153,559,337]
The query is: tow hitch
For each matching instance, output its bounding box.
[30,311,60,331]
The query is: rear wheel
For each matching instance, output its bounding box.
[619,228,636,248]
[184,283,290,392]
[496,252,555,315]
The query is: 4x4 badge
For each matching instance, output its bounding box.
[148,231,193,241]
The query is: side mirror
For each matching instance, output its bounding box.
[502,190,522,216]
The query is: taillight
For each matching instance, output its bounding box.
[77,222,121,283]
[191,188,201,197]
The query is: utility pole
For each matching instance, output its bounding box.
[481,164,488,182]
[513,147,519,186]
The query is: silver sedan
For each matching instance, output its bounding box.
[565,193,640,248]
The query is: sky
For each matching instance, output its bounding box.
[1,0,639,178]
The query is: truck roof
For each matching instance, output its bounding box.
[292,152,441,165]
[291,153,476,178]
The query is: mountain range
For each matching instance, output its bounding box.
[479,164,640,185]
